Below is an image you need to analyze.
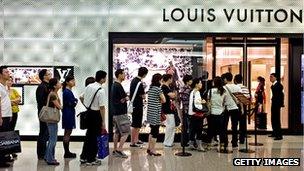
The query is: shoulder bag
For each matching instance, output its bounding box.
[127,82,141,114]
[39,93,61,123]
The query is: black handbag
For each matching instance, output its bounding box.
[192,90,210,114]
[77,88,101,130]
[0,131,21,155]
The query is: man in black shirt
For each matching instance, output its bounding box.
[269,73,284,140]
[36,69,52,159]
[129,67,148,147]
[111,69,130,158]
[161,74,177,147]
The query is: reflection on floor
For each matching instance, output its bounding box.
[2,135,303,171]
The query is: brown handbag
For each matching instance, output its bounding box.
[39,93,61,123]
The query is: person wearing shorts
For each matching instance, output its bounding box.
[111,69,130,158]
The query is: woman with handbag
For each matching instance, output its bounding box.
[62,75,78,158]
[207,77,228,153]
[146,73,166,156]
[188,78,207,152]
[45,78,62,165]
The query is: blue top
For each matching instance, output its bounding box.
[62,88,78,129]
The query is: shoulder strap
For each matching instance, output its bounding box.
[130,82,141,103]
[225,85,238,105]
[87,87,102,109]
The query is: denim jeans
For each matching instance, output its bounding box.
[45,123,58,162]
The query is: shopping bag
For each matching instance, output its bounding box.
[77,110,88,130]
[0,131,21,155]
[97,134,109,159]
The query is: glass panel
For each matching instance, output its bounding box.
[215,47,243,77]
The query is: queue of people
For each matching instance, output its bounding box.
[0,64,285,168]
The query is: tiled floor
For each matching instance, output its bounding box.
[0,135,303,171]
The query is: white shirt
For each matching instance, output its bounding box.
[0,83,12,117]
[209,88,228,115]
[224,83,242,110]
[188,90,203,115]
[83,82,106,111]
[272,80,277,86]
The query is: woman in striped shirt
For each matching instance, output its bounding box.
[146,74,166,156]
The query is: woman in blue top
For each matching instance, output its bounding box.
[62,75,78,158]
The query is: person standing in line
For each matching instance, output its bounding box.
[61,75,78,158]
[7,76,21,158]
[80,70,107,165]
[146,73,166,156]
[179,75,193,146]
[36,69,52,160]
[222,72,242,148]
[79,77,95,104]
[255,76,266,113]
[188,78,207,152]
[269,73,284,140]
[111,69,130,158]
[0,66,13,168]
[233,74,250,144]
[129,67,148,147]
[207,77,228,152]
[45,78,62,165]
[161,74,177,147]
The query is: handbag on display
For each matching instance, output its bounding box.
[0,131,21,155]
[97,130,109,159]
[39,93,61,123]
[128,82,141,114]
[77,87,102,130]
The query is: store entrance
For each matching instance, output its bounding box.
[213,37,288,130]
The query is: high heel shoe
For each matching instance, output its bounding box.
[147,149,161,156]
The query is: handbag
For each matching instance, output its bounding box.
[39,93,60,123]
[128,82,141,114]
[97,133,109,159]
[0,131,21,155]
[77,87,102,130]
[192,90,210,115]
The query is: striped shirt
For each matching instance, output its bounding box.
[147,86,163,125]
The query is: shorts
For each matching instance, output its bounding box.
[113,114,131,136]
[131,107,143,128]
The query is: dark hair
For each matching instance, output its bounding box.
[115,69,124,78]
[85,77,95,87]
[0,66,8,75]
[270,73,278,79]
[95,70,107,82]
[151,73,162,87]
[213,76,225,95]
[191,78,201,89]
[38,69,47,81]
[138,67,148,77]
[257,76,265,91]
[48,78,59,91]
[234,74,243,84]
[225,72,233,82]
[62,75,74,90]
[182,75,193,84]
[221,73,227,81]
[162,74,172,82]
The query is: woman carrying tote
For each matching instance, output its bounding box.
[45,78,62,165]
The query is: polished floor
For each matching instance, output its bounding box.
[0,135,303,171]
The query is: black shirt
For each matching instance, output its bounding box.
[111,81,127,115]
[130,77,145,108]
[161,85,175,114]
[36,81,49,112]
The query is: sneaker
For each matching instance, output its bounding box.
[136,140,144,145]
[115,151,128,158]
[64,152,77,158]
[80,159,87,164]
[86,160,102,166]
[130,144,141,147]
[112,150,118,156]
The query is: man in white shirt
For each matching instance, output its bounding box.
[80,70,107,165]
[0,66,13,168]
[222,72,242,148]
[234,74,250,144]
